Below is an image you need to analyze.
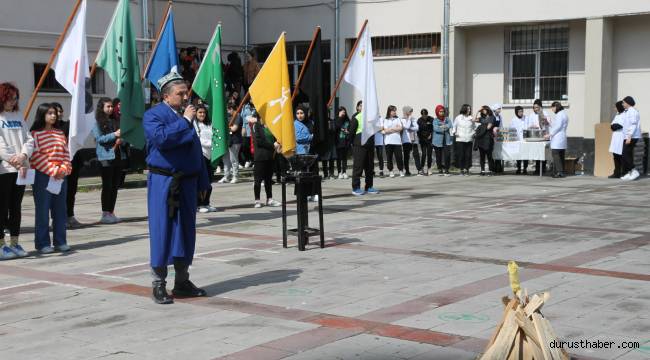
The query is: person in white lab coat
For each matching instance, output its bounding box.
[509,106,528,174]
[620,96,642,181]
[608,101,626,179]
[526,99,551,174]
[546,101,568,178]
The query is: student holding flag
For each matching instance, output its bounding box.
[95,0,145,150]
[334,22,382,196]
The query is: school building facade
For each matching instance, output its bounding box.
[1,0,649,173]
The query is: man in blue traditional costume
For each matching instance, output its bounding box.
[144,72,210,304]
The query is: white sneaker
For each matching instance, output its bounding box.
[110,213,121,223]
[244,161,252,168]
[389,171,395,178]
[621,172,632,181]
[343,173,349,179]
[100,213,116,224]
[399,171,405,177]
[630,169,640,180]
[238,164,244,169]
[230,177,238,184]
[217,177,227,184]
[312,195,319,202]
[198,206,210,213]
[338,173,344,179]
[215,167,222,174]
[267,199,281,207]
[254,201,262,208]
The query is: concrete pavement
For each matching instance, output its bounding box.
[0,173,648,359]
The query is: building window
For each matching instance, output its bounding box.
[33,63,105,94]
[255,40,331,104]
[505,25,568,103]
[346,33,441,57]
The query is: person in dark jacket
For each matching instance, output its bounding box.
[417,109,434,175]
[335,106,352,178]
[321,117,338,180]
[474,105,496,176]
[252,113,281,208]
[350,101,379,196]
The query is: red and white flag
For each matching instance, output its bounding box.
[52,0,94,157]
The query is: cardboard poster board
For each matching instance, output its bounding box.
[594,123,614,177]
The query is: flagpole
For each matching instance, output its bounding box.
[230,92,250,127]
[291,26,321,102]
[23,0,84,119]
[142,0,173,80]
[326,19,368,108]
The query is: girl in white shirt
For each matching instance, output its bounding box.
[527,99,551,174]
[193,105,217,213]
[509,106,528,174]
[381,105,405,177]
[401,106,420,176]
[0,83,34,259]
[609,101,625,178]
[452,104,475,176]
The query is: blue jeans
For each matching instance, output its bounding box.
[32,170,67,250]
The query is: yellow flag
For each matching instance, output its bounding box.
[249,33,295,156]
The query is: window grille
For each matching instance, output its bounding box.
[505,24,568,103]
[345,33,440,58]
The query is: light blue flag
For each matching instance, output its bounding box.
[144,8,178,89]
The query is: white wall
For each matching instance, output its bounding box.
[151,0,243,47]
[462,26,504,115]
[456,21,589,138]
[613,14,650,133]
[566,20,585,138]
[450,0,650,26]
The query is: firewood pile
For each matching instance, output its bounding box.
[480,262,569,360]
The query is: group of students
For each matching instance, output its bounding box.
[0,82,130,260]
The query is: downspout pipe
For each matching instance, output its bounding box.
[334,0,340,113]
[244,0,249,51]
[442,0,450,109]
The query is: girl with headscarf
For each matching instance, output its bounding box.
[432,105,452,176]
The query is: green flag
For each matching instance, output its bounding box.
[192,24,227,165]
[96,0,145,149]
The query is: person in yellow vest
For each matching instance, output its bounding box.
[350,101,379,196]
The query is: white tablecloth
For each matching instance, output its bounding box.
[493,141,549,161]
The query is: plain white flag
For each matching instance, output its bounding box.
[52,0,94,157]
[344,24,381,145]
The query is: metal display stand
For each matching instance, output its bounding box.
[281,156,325,251]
